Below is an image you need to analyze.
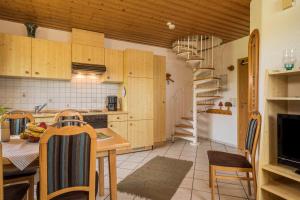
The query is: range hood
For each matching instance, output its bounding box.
[72,62,106,75]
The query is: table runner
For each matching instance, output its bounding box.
[2,139,39,171]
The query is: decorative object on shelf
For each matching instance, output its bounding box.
[227,65,234,71]
[24,22,38,37]
[166,73,174,84]
[283,48,296,70]
[218,101,223,110]
[282,0,296,10]
[225,102,233,112]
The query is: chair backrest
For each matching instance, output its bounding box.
[245,112,262,165]
[0,143,3,200]
[1,112,35,135]
[39,124,96,200]
[54,110,83,127]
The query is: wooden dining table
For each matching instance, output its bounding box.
[2,128,130,200]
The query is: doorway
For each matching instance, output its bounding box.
[237,57,249,149]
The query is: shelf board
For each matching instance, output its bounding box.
[263,164,300,182]
[266,97,300,101]
[269,68,300,76]
[261,180,300,200]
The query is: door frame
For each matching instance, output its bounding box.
[237,57,249,149]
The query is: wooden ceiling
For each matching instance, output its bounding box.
[0,0,250,48]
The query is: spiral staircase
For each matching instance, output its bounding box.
[171,35,223,145]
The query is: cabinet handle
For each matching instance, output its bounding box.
[116,117,120,119]
[129,123,133,126]
[110,125,113,127]
[25,70,29,74]
[107,76,110,79]
[129,116,133,119]
[129,72,132,75]
[35,72,40,75]
[88,58,91,61]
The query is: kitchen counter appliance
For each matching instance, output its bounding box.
[83,114,107,129]
[106,96,118,111]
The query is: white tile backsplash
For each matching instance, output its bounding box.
[0,76,119,110]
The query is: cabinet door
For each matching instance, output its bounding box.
[72,28,104,47]
[124,49,153,78]
[102,48,123,83]
[32,38,71,80]
[154,55,166,143]
[72,44,104,65]
[0,33,31,77]
[127,77,153,120]
[108,121,128,140]
[128,120,153,148]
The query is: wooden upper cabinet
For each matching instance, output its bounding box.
[102,48,124,83]
[72,28,104,47]
[153,55,166,143]
[124,49,153,78]
[127,77,153,120]
[0,33,31,77]
[72,44,104,65]
[32,38,71,80]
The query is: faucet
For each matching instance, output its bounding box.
[34,103,47,114]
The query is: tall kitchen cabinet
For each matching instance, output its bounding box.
[123,49,154,149]
[153,55,166,145]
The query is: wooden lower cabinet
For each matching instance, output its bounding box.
[108,121,128,140]
[128,120,153,149]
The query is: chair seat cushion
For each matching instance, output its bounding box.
[207,151,252,168]
[4,183,29,200]
[4,165,37,180]
[52,191,89,200]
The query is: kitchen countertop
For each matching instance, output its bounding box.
[33,110,128,118]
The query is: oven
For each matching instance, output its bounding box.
[82,114,107,129]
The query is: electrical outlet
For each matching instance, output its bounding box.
[282,0,295,10]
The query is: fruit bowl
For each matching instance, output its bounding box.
[28,135,40,143]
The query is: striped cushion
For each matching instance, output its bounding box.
[9,118,29,135]
[245,119,257,152]
[47,133,91,194]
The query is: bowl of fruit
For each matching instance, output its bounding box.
[20,122,47,143]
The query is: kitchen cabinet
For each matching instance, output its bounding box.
[32,38,71,80]
[72,28,104,47]
[101,48,123,83]
[108,121,128,140]
[153,55,166,144]
[124,49,153,78]
[72,44,104,65]
[0,33,31,77]
[126,77,153,120]
[128,120,153,148]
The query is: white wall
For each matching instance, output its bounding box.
[198,36,249,146]
[250,0,300,114]
[0,19,193,139]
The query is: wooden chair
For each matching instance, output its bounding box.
[207,112,261,200]
[1,112,36,200]
[54,109,83,122]
[0,143,30,200]
[39,122,97,200]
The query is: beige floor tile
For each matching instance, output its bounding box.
[193,179,212,193]
[180,177,194,189]
[117,191,136,200]
[194,170,209,181]
[191,190,214,200]
[126,155,146,163]
[219,195,247,200]
[171,188,192,200]
[218,183,247,198]
[117,168,133,179]
[96,188,110,200]
[119,161,140,170]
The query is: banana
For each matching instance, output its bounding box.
[26,122,45,133]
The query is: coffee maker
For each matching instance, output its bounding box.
[106,96,118,111]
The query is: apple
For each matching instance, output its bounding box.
[38,122,47,129]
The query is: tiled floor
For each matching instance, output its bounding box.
[98,138,255,200]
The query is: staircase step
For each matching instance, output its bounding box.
[194,67,215,76]
[174,131,193,137]
[174,133,195,142]
[196,95,222,101]
[194,77,220,85]
[182,117,193,121]
[175,124,193,129]
[195,87,221,94]
[197,102,215,106]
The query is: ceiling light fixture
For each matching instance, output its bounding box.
[166,22,175,30]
